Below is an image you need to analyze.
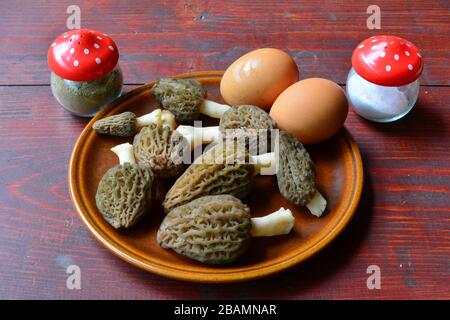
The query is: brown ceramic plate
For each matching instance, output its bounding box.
[69,71,363,283]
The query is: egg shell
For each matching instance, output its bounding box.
[220,48,299,110]
[270,78,348,145]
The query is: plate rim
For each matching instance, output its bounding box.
[69,71,364,283]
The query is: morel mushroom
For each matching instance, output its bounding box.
[220,104,276,153]
[157,195,295,264]
[162,141,254,213]
[251,131,327,217]
[95,143,154,228]
[152,78,230,123]
[93,108,176,137]
[133,123,188,178]
[220,105,275,131]
[175,105,276,152]
[162,139,282,213]
[277,131,326,216]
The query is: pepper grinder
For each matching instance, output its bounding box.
[346,35,423,122]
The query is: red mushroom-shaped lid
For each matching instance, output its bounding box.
[48,29,119,82]
[352,35,423,87]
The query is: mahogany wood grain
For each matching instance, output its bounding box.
[0,85,448,299]
[0,0,449,85]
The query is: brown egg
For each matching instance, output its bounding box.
[220,48,299,110]
[270,78,348,144]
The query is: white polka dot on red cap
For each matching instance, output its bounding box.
[95,58,101,64]
[96,36,103,40]
[84,48,89,54]
[408,64,413,71]
[371,39,378,42]
[394,54,399,60]
[108,45,115,51]
[73,60,79,67]
[385,65,391,72]
[94,43,100,49]
[405,51,410,56]
[380,52,386,57]
[69,48,75,54]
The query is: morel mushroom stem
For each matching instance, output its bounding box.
[305,191,327,217]
[176,125,220,150]
[199,100,231,119]
[111,142,136,165]
[135,109,176,129]
[251,207,295,237]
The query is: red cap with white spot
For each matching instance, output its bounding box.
[48,29,119,82]
[352,35,423,87]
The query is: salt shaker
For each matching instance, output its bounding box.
[346,35,423,122]
[48,29,123,117]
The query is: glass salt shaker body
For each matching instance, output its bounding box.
[347,35,423,123]
[50,65,123,117]
[346,68,420,122]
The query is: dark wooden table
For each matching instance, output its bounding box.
[0,0,448,299]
